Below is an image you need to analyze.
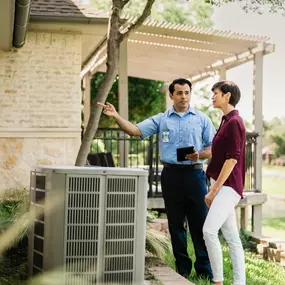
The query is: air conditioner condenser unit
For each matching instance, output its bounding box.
[29,166,148,285]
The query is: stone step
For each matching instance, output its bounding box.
[280,252,285,266]
[148,266,195,285]
[267,247,283,263]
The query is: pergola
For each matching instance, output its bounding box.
[81,18,274,200]
[82,19,274,82]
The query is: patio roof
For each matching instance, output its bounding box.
[83,18,274,83]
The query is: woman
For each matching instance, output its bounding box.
[203,81,246,285]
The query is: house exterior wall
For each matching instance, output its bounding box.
[0,32,82,189]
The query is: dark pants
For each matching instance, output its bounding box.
[161,167,213,279]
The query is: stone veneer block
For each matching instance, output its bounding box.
[280,252,285,266]
[152,219,169,231]
[267,248,282,263]
[149,267,195,285]
[256,244,268,255]
[269,241,285,250]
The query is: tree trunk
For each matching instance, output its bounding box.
[75,0,155,166]
[75,3,121,166]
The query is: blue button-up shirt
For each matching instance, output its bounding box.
[137,106,216,164]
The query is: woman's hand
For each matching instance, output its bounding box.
[204,189,216,208]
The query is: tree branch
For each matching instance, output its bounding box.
[119,0,155,41]
[113,0,131,10]
[121,0,132,9]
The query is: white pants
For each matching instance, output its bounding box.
[203,178,246,284]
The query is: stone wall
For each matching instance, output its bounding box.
[0,31,82,189]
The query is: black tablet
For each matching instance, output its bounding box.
[177,146,195,162]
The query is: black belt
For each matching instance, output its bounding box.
[162,162,203,170]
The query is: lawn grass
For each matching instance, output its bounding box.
[260,165,285,239]
[245,164,285,196]
[262,177,285,197]
[263,217,285,230]
[263,217,285,240]
[262,164,285,175]
[164,235,285,285]
[262,164,285,197]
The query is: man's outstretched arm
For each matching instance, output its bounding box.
[98,102,142,137]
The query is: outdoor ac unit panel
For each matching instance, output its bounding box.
[29,166,148,285]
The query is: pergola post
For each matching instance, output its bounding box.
[166,93,172,110]
[118,38,129,167]
[252,48,264,234]
[218,66,227,122]
[219,66,227,81]
[83,74,91,133]
[161,82,172,111]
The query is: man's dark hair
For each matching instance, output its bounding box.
[169,78,192,95]
[211,80,241,107]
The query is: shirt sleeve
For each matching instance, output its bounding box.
[225,119,243,160]
[136,113,162,139]
[202,116,216,147]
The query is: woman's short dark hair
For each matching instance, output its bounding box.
[169,78,192,95]
[211,81,241,107]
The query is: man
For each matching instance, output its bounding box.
[98,78,215,280]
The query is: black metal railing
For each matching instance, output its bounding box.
[245,132,259,192]
[90,128,259,197]
[90,128,152,167]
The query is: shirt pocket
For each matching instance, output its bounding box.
[165,121,177,144]
[186,122,202,143]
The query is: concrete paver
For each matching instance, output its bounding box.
[148,266,195,285]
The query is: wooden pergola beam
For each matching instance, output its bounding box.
[137,24,267,48]
[190,43,274,83]
[132,32,254,55]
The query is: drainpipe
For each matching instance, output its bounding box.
[13,0,32,48]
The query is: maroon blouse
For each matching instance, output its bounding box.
[206,110,246,197]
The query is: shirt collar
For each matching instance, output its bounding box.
[168,106,196,117]
[222,109,239,121]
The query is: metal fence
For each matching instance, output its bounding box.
[245,132,259,191]
[90,128,259,197]
[90,128,152,167]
